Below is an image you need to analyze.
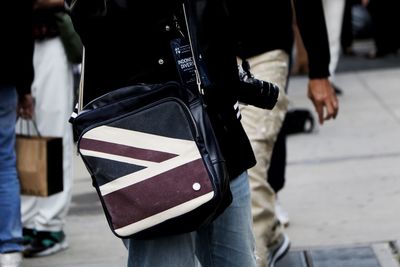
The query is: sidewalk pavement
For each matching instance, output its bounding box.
[22,61,400,266]
[276,66,400,267]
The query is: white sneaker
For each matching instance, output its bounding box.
[275,201,290,227]
[267,233,291,267]
[0,252,22,267]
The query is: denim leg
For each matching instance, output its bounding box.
[124,172,255,267]
[0,87,23,253]
[126,233,196,267]
[196,171,257,267]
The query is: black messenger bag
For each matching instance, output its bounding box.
[71,80,232,239]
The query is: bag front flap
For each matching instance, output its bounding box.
[78,99,214,236]
[73,81,187,140]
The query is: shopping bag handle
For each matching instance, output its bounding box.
[19,118,42,138]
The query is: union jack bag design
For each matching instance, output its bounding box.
[72,82,231,239]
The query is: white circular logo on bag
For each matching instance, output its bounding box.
[192,183,201,191]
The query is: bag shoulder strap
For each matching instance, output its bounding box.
[182,3,203,95]
[78,47,85,112]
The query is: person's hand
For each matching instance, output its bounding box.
[307,78,339,125]
[361,0,369,7]
[18,94,34,119]
[34,0,64,9]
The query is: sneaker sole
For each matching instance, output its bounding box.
[269,234,290,267]
[28,240,69,257]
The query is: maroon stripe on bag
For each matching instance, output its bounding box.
[102,158,213,229]
[80,138,177,163]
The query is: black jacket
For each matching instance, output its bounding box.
[0,1,34,96]
[68,0,256,179]
[228,0,330,79]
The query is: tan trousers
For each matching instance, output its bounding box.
[239,50,289,267]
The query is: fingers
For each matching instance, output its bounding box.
[324,94,339,121]
[17,94,34,119]
[315,102,324,125]
[17,106,31,119]
[308,79,339,125]
[316,94,338,124]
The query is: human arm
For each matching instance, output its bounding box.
[293,0,338,124]
[16,0,35,119]
[293,0,330,79]
[34,0,64,9]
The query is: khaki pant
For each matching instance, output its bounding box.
[239,50,289,267]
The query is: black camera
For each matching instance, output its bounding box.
[237,60,279,110]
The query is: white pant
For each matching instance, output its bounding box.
[19,37,74,232]
[322,0,346,81]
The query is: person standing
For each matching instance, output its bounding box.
[228,0,339,266]
[0,1,34,266]
[366,0,400,57]
[18,0,77,257]
[67,0,269,266]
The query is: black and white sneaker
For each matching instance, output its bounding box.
[267,233,291,267]
[23,230,68,257]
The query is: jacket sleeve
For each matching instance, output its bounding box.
[16,0,34,96]
[293,0,330,79]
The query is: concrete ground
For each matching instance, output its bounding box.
[277,66,400,267]
[22,44,400,266]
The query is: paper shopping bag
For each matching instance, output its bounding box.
[16,135,63,197]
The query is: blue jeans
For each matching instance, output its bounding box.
[0,86,23,253]
[126,172,256,267]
